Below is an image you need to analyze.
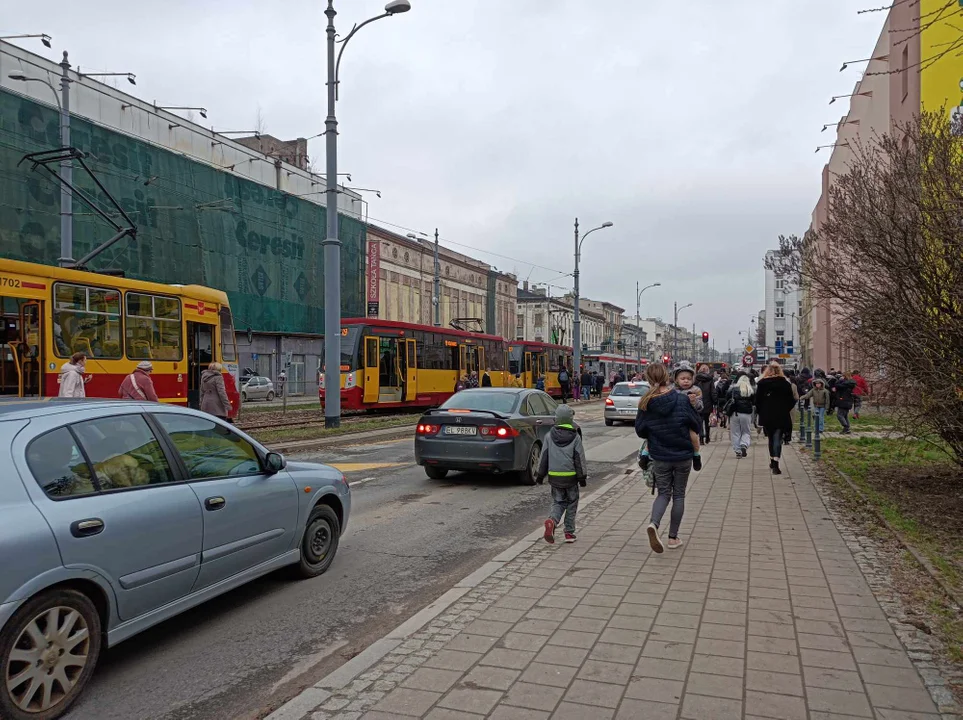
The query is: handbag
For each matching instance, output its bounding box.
[709,411,719,428]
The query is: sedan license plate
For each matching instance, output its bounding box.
[444,425,477,436]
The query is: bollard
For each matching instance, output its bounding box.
[799,401,806,443]
[806,407,813,448]
[813,412,822,460]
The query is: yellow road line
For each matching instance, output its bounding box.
[330,462,407,473]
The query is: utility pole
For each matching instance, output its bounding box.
[572,218,581,375]
[322,2,342,428]
[433,227,440,326]
[692,322,696,363]
[58,51,73,266]
[673,301,678,362]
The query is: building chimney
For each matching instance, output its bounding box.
[523,281,528,291]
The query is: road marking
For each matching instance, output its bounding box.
[333,462,406,473]
[348,476,379,488]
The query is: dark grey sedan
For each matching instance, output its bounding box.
[414,388,562,485]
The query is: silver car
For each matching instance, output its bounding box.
[0,399,350,720]
[604,381,649,425]
[241,376,275,402]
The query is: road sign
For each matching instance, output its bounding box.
[778,353,791,359]
[742,354,755,366]
[285,351,293,367]
[745,345,754,354]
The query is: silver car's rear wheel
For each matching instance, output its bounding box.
[1,589,101,720]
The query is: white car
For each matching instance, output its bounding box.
[241,376,275,402]
[604,381,649,425]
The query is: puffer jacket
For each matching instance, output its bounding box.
[727,383,755,415]
[694,373,717,416]
[535,424,586,489]
[58,362,86,398]
[755,376,796,430]
[800,385,829,408]
[635,389,701,462]
[834,378,857,410]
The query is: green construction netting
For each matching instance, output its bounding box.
[0,89,365,334]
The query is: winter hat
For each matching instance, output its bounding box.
[813,377,825,387]
[555,403,575,425]
[137,361,153,372]
[673,360,696,380]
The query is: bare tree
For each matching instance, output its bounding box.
[767,110,963,466]
[255,105,268,135]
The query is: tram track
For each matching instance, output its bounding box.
[237,409,421,433]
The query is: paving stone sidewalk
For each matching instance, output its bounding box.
[279,437,947,720]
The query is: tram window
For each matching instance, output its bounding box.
[219,307,237,362]
[53,283,122,359]
[125,292,183,361]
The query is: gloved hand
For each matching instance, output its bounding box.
[579,479,587,487]
[692,454,702,472]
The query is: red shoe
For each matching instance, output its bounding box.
[564,533,577,543]
[544,519,556,544]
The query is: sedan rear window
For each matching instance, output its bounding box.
[611,383,649,397]
[441,391,519,414]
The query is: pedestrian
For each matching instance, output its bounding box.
[673,361,704,416]
[200,362,233,420]
[580,368,592,401]
[755,362,797,474]
[852,369,869,419]
[58,352,88,398]
[466,370,479,389]
[481,370,493,387]
[635,363,702,553]
[834,371,857,434]
[784,368,800,445]
[595,371,604,398]
[694,364,717,444]
[511,372,523,388]
[725,371,755,458]
[119,360,159,402]
[715,371,731,429]
[800,376,829,433]
[535,374,545,391]
[558,366,571,404]
[454,375,467,393]
[277,368,287,398]
[536,404,587,544]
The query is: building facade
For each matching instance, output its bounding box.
[807,0,960,371]
[235,134,309,171]
[580,298,625,350]
[515,285,604,350]
[764,251,802,357]
[365,225,517,339]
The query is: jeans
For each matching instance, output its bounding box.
[837,407,851,431]
[854,395,862,415]
[814,407,825,432]
[549,486,579,533]
[767,427,783,459]
[730,413,752,453]
[582,386,591,400]
[651,459,691,539]
[702,415,712,441]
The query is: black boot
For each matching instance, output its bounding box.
[772,459,782,475]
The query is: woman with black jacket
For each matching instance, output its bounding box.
[694,365,718,443]
[755,362,798,474]
[726,372,755,458]
[635,363,702,553]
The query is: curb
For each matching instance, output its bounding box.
[264,462,634,720]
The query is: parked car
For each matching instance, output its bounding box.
[241,376,275,402]
[0,399,349,720]
[604,381,650,426]
[414,388,570,484]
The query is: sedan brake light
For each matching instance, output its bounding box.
[496,425,519,438]
[605,397,615,406]
[416,423,440,435]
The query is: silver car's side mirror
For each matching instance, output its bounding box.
[265,452,286,474]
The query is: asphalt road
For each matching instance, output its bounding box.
[64,403,639,720]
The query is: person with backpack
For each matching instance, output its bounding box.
[557,366,571,404]
[834,372,858,434]
[800,376,830,433]
[536,404,587,544]
[725,371,755,458]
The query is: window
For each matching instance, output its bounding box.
[774,306,785,319]
[53,283,122,359]
[441,391,519,414]
[528,392,555,416]
[72,415,175,490]
[611,383,648,397]
[775,278,785,290]
[220,307,237,362]
[126,292,182,361]
[901,45,909,101]
[155,413,262,479]
[27,428,96,498]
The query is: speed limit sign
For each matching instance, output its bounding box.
[742,353,756,366]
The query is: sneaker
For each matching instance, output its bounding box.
[667,537,684,550]
[647,523,664,554]
[741,447,748,457]
[543,519,556,544]
[564,532,577,543]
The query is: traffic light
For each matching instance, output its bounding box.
[662,354,671,365]
[702,331,709,344]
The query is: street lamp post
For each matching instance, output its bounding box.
[673,302,692,361]
[322,0,411,429]
[572,218,613,378]
[635,282,660,367]
[9,51,73,266]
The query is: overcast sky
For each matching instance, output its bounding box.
[9,0,885,352]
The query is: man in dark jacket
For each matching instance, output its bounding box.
[580,370,592,401]
[834,373,857,433]
[694,365,718,443]
[535,404,587,544]
[557,367,571,404]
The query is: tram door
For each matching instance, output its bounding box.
[404,339,417,400]
[187,321,214,409]
[18,301,42,397]
[475,345,486,381]
[524,352,533,388]
[458,345,467,381]
[363,337,380,403]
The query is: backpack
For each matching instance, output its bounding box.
[558,370,569,383]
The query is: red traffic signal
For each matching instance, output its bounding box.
[662,354,671,365]
[702,331,709,344]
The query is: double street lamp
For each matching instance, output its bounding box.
[323,0,411,429]
[572,218,613,376]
